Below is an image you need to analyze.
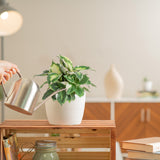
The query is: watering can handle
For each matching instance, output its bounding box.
[1,72,22,98]
[33,88,66,112]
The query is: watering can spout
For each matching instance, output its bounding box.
[1,72,66,115]
[33,88,66,112]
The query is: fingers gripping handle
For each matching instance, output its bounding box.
[17,72,22,78]
[1,72,22,98]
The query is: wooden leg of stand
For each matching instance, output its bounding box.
[0,129,3,160]
[111,128,116,160]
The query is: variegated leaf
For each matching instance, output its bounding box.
[75,72,83,81]
[57,90,66,105]
[74,66,90,71]
[75,86,84,97]
[50,62,62,74]
[47,73,61,84]
[59,55,73,71]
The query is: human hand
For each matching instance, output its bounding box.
[0,60,19,84]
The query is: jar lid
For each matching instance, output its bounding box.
[35,140,57,148]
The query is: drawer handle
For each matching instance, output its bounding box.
[146,108,151,122]
[141,108,145,122]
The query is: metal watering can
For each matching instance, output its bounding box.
[1,72,65,115]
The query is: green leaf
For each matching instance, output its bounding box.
[43,70,49,73]
[59,55,73,71]
[75,86,84,97]
[71,93,75,101]
[50,62,62,74]
[79,75,89,85]
[51,133,60,137]
[75,72,83,81]
[40,81,48,88]
[42,89,53,100]
[51,95,56,101]
[66,95,72,102]
[67,84,76,95]
[47,73,61,84]
[49,82,66,91]
[74,66,90,71]
[64,75,75,84]
[91,83,96,87]
[87,80,96,87]
[83,87,89,92]
[57,90,66,105]
[49,83,59,91]
[59,64,68,74]
[35,70,49,77]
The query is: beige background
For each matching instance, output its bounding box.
[2,0,160,119]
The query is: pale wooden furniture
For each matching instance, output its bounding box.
[84,100,160,154]
[0,120,116,160]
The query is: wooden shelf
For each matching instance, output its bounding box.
[0,120,116,160]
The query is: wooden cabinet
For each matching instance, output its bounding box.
[115,103,145,141]
[115,103,160,142]
[83,101,160,147]
[83,103,110,120]
[145,103,160,137]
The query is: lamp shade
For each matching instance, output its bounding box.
[0,0,23,36]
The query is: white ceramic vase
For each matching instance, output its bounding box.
[45,93,86,125]
[143,81,152,91]
[104,64,124,100]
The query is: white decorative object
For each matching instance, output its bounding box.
[45,93,86,125]
[104,64,124,100]
[143,80,152,91]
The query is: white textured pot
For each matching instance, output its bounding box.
[45,93,86,125]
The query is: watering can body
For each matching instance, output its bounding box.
[2,73,65,115]
[4,78,40,115]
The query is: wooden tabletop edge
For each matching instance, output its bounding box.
[0,120,116,129]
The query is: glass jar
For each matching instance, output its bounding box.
[32,140,59,160]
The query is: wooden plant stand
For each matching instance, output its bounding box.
[0,120,116,160]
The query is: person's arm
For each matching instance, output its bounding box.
[0,60,19,84]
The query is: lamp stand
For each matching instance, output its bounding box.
[1,36,4,123]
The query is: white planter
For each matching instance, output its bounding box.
[45,93,86,125]
[143,81,152,91]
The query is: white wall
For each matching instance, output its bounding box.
[2,0,160,119]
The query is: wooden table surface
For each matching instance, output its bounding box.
[0,120,116,129]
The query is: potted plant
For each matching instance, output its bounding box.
[36,55,95,125]
[143,77,152,92]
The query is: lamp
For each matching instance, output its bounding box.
[0,0,23,122]
[0,0,23,36]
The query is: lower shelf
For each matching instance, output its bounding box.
[0,120,116,160]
